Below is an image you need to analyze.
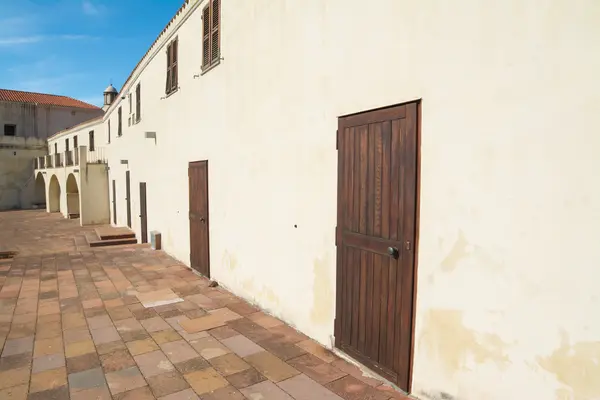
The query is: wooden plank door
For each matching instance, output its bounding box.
[334,101,419,391]
[125,171,132,228]
[188,161,210,277]
[112,180,117,225]
[139,182,148,243]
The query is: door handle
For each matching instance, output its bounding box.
[387,247,399,259]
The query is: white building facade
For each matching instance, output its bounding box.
[35,1,600,399]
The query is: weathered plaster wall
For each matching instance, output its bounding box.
[99,1,600,399]
[0,102,102,139]
[0,137,47,210]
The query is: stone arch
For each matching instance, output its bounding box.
[33,172,46,207]
[48,175,61,213]
[66,173,80,217]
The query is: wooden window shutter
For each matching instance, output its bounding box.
[108,120,111,143]
[172,40,178,89]
[166,43,172,93]
[136,83,141,122]
[211,0,219,63]
[118,106,122,136]
[202,5,210,68]
[89,131,95,151]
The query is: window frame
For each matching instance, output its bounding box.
[3,124,16,136]
[118,107,123,137]
[135,82,141,123]
[165,39,178,95]
[89,130,95,151]
[202,0,221,73]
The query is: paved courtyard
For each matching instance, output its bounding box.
[0,210,410,400]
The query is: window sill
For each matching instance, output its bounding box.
[201,60,220,76]
[165,87,179,99]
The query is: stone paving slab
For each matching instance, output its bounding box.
[0,210,412,399]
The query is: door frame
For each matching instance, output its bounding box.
[139,182,148,243]
[112,179,117,225]
[188,160,211,278]
[125,171,132,228]
[333,99,422,393]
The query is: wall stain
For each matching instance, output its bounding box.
[440,231,504,272]
[419,309,509,375]
[440,231,469,272]
[537,330,600,400]
[310,253,334,325]
[259,286,280,306]
[222,250,238,271]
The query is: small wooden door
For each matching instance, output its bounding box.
[125,171,132,228]
[188,161,210,277]
[112,180,117,225]
[335,101,419,391]
[139,182,148,243]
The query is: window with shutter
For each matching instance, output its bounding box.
[166,43,172,94]
[89,131,95,151]
[136,83,141,122]
[166,40,178,95]
[108,120,111,143]
[211,0,219,63]
[172,40,178,89]
[202,0,220,71]
[118,107,122,136]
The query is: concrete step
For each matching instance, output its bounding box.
[95,227,136,241]
[84,232,100,245]
[88,237,138,248]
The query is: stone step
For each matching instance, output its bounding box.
[88,237,138,248]
[95,227,136,241]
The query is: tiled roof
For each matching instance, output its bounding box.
[0,88,100,110]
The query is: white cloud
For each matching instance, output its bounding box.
[82,1,106,16]
[0,36,44,46]
[0,34,96,47]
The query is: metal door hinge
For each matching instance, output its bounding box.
[405,240,411,251]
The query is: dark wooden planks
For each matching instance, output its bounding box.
[188,161,211,278]
[335,101,420,391]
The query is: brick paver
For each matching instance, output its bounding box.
[0,210,411,399]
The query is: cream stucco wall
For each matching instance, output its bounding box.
[80,161,110,226]
[0,102,102,139]
[95,1,600,399]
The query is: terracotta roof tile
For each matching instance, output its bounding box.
[0,88,100,110]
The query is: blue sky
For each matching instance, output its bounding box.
[0,0,183,107]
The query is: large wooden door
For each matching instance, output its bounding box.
[334,101,419,391]
[188,161,210,277]
[139,182,148,243]
[125,171,132,228]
